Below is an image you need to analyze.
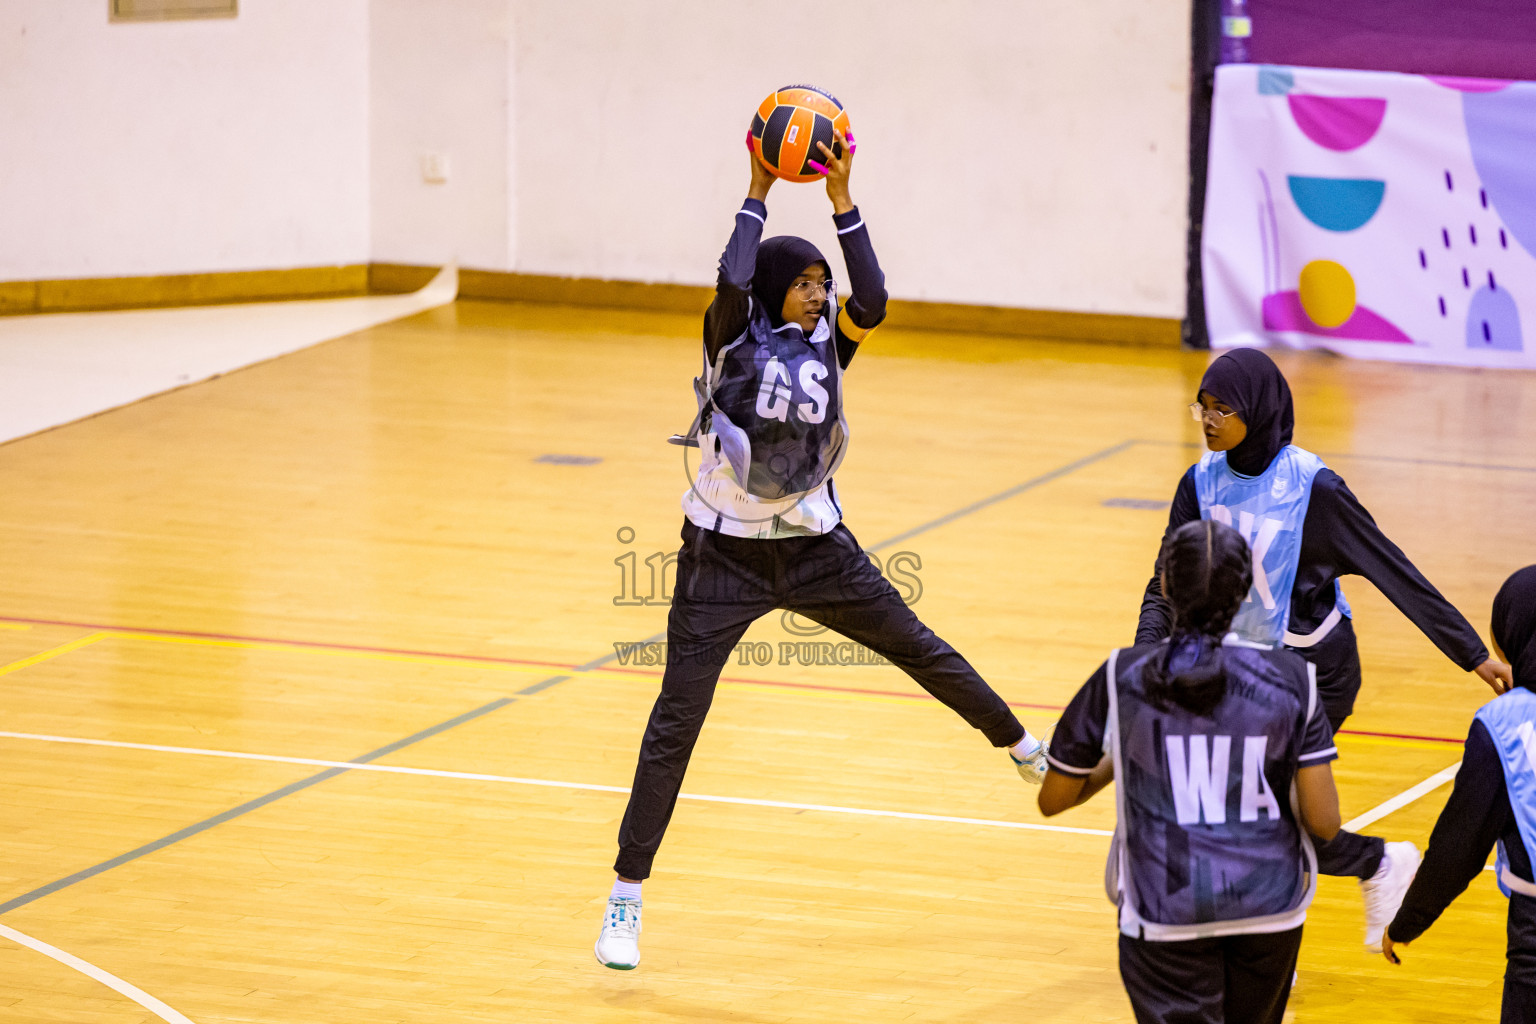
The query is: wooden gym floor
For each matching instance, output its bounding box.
[1,299,1533,1022]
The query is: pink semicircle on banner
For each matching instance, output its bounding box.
[1262,292,1412,342]
[1428,75,1510,93]
[1286,95,1388,151]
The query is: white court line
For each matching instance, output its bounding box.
[0,730,1112,838]
[1343,761,1462,833]
[0,922,196,1024]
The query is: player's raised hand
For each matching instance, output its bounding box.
[1474,657,1514,695]
[746,131,775,202]
[810,128,855,214]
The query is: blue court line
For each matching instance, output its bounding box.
[869,439,1139,551]
[516,674,570,695]
[1134,438,1536,475]
[0,695,516,916]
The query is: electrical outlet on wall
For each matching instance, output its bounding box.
[421,153,449,184]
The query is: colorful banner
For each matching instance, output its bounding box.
[1203,63,1536,368]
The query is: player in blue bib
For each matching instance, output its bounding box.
[594,128,1047,970]
[1136,348,1513,951]
[1386,566,1536,1022]
[1045,519,1343,1024]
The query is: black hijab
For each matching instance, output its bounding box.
[1493,566,1536,691]
[752,236,830,328]
[1198,349,1295,476]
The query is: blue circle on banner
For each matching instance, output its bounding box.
[1287,176,1386,232]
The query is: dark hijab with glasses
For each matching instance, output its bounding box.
[1196,349,1295,476]
[1140,351,1498,729]
[751,235,832,328]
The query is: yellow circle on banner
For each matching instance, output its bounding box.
[1298,260,1357,329]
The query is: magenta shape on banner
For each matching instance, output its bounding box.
[1261,292,1413,342]
[1286,95,1388,151]
[1428,75,1511,93]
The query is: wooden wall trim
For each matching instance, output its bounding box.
[884,297,1182,347]
[442,266,1181,347]
[0,266,369,316]
[394,264,1177,347]
[5,262,1183,347]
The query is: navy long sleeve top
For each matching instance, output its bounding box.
[1136,465,1489,671]
[1389,717,1530,943]
[703,198,888,368]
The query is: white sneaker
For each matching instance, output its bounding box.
[1010,738,1049,785]
[595,896,641,969]
[1361,841,1420,953]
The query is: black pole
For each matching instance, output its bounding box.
[1183,0,1223,349]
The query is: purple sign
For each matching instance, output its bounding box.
[1242,1,1536,81]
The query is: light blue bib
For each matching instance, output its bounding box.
[1474,687,1536,899]
[1193,445,1347,647]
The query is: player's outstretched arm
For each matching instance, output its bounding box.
[747,131,775,204]
[810,128,856,215]
[704,137,776,359]
[1318,471,1500,690]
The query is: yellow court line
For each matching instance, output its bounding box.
[0,622,32,631]
[102,631,686,686]
[103,632,570,678]
[0,632,109,678]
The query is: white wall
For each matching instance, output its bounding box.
[369,0,512,270]
[0,0,369,280]
[1,1,1192,318]
[507,1,1192,317]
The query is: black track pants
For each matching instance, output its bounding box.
[1119,926,1303,1024]
[1504,892,1536,1024]
[614,520,1025,880]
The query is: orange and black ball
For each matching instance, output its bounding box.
[750,85,851,183]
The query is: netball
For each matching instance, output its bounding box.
[750,84,852,182]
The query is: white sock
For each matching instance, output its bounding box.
[1009,733,1041,760]
[611,879,643,902]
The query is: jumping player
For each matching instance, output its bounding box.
[1043,518,1343,1024]
[594,129,1048,970]
[1385,565,1536,1023]
[1135,348,1513,951]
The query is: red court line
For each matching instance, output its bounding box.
[0,613,1466,745]
[1334,727,1465,745]
[714,672,1067,713]
[705,676,1464,743]
[0,614,576,672]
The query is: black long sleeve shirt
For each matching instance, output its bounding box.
[1136,465,1489,671]
[1389,717,1530,943]
[703,198,888,368]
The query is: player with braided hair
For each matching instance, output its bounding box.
[1041,519,1342,1024]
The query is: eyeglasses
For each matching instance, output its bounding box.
[1189,403,1239,425]
[788,279,835,298]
